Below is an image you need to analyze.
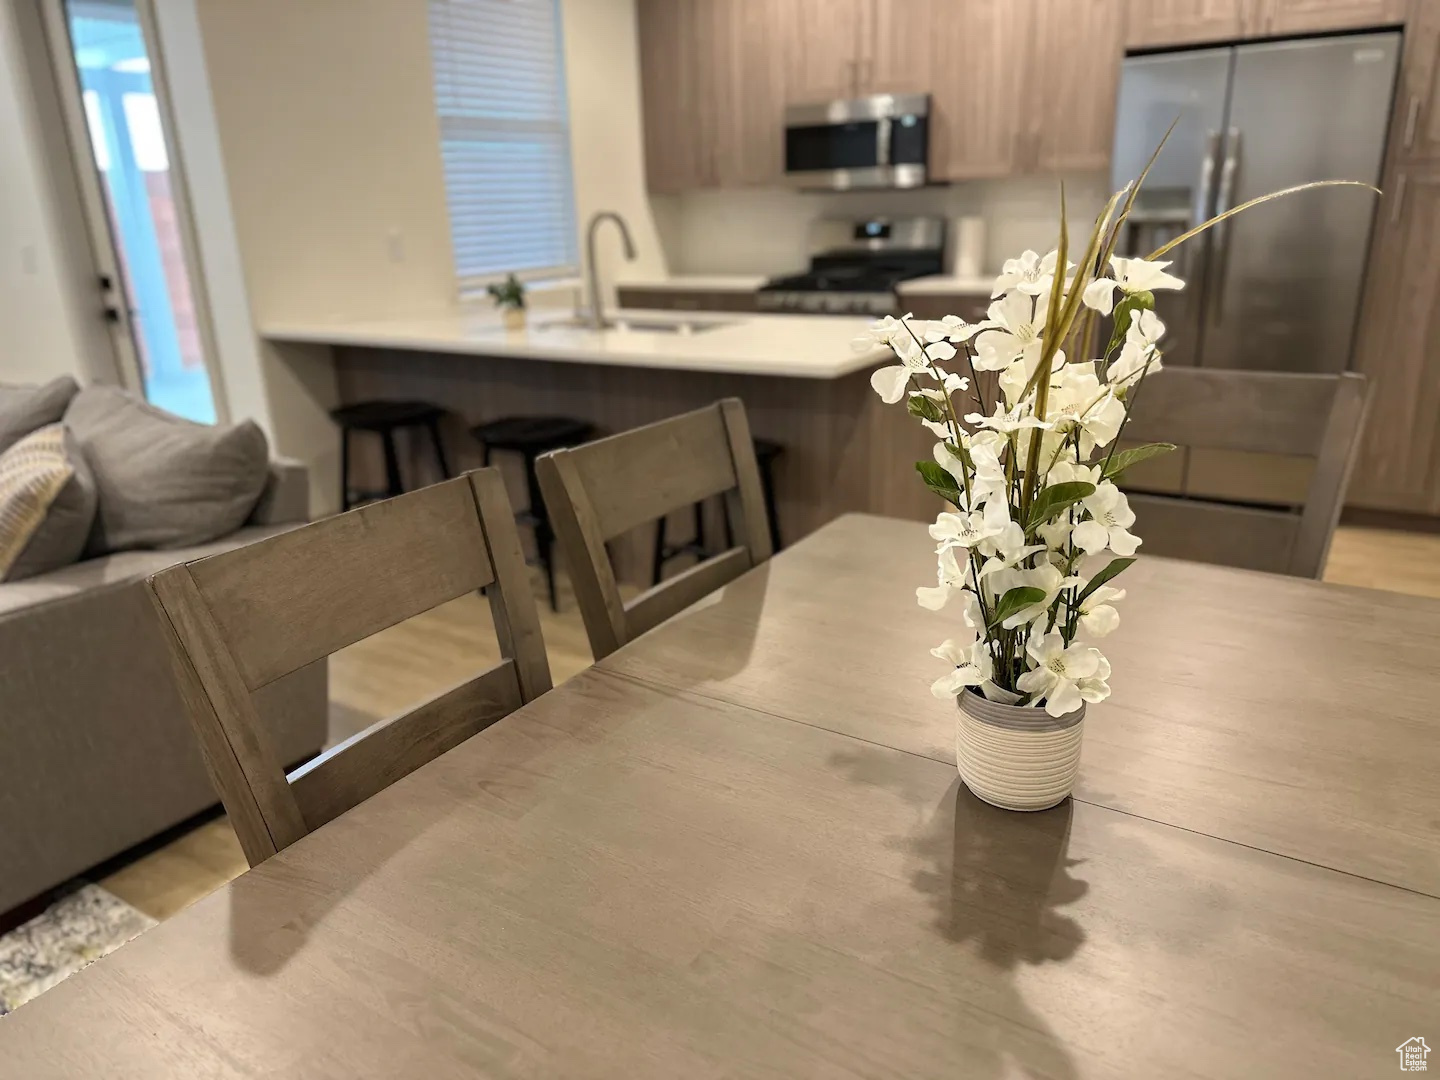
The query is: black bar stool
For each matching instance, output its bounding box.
[471,415,596,612]
[332,400,450,512]
[653,437,783,584]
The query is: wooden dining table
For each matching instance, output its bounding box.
[2,514,1437,1079]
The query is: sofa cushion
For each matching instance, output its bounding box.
[0,424,98,582]
[0,376,79,454]
[65,385,270,556]
[0,523,297,620]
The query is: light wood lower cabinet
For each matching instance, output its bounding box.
[1349,166,1440,514]
[897,293,991,322]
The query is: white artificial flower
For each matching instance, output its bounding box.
[1037,518,1072,551]
[1077,585,1125,637]
[973,292,1046,373]
[1072,483,1142,557]
[1044,363,1126,456]
[933,440,967,484]
[997,563,1082,629]
[1107,339,1161,391]
[925,314,990,344]
[941,370,971,395]
[990,249,1064,299]
[917,545,967,611]
[964,402,1054,435]
[1016,632,1101,718]
[930,638,995,699]
[851,314,904,351]
[1083,257,1185,315]
[930,498,1009,554]
[999,348,1066,406]
[1077,651,1112,704]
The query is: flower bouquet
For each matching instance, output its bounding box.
[863,141,1371,811]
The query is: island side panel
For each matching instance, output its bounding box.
[332,345,939,583]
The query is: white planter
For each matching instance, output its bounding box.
[501,307,527,331]
[956,690,1085,812]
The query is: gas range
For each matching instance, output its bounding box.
[757,216,945,317]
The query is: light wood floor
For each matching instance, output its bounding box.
[100,524,1440,921]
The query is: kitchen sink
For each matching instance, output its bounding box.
[537,315,734,335]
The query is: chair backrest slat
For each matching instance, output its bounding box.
[188,480,496,690]
[148,469,551,866]
[538,399,772,660]
[1120,369,1369,578]
[287,658,523,832]
[1122,368,1345,457]
[570,405,739,540]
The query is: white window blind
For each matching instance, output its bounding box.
[428,0,577,291]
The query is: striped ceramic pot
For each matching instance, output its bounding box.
[956,690,1085,812]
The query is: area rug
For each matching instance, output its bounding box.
[0,884,154,1015]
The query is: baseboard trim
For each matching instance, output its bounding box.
[1341,506,1440,534]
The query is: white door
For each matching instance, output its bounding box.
[42,0,226,423]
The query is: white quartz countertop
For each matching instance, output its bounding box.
[897,273,996,296]
[616,274,767,292]
[261,309,888,380]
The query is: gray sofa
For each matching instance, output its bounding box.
[0,459,328,914]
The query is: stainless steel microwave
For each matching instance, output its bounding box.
[783,93,930,191]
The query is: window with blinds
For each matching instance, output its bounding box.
[428,0,578,292]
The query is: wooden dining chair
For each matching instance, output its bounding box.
[146,469,552,867]
[1119,368,1369,578]
[536,398,773,660]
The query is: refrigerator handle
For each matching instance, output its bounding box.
[1195,130,1220,227]
[1207,127,1241,325]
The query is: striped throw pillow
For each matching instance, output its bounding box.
[0,424,78,580]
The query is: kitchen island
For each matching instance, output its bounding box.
[264,308,941,580]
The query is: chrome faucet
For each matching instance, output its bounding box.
[584,210,637,330]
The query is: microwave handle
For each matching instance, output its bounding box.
[876,116,892,167]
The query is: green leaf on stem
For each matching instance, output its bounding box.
[1075,557,1136,605]
[1102,442,1176,481]
[987,586,1048,631]
[1104,290,1155,355]
[1027,481,1095,529]
[907,394,947,423]
[916,460,963,506]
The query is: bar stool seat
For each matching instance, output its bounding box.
[332,400,450,511]
[653,437,783,584]
[472,415,596,611]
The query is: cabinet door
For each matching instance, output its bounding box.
[781,0,868,103]
[865,0,933,95]
[637,0,704,193]
[1254,0,1405,35]
[1393,0,1440,163]
[1124,0,1256,48]
[929,0,1033,179]
[723,0,788,185]
[1349,167,1440,513]
[1030,0,1126,172]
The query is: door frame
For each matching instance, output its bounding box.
[37,0,231,423]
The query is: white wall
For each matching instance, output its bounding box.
[652,173,1114,280]
[561,0,669,303]
[0,0,113,386]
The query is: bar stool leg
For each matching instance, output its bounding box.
[426,419,452,480]
[652,514,668,585]
[760,455,782,552]
[340,426,353,512]
[381,429,405,498]
[524,451,558,613]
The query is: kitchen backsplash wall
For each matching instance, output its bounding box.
[649,171,1112,279]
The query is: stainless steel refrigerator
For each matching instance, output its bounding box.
[1111,32,1400,501]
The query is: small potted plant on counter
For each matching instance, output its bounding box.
[864,128,1374,812]
[487,273,527,331]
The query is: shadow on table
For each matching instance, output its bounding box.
[832,746,1088,1079]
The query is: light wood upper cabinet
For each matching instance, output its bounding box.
[864,0,934,95]
[1030,0,1126,172]
[929,0,1034,179]
[1253,0,1405,35]
[1349,165,1440,513]
[1124,0,1258,48]
[780,0,869,103]
[637,0,704,194]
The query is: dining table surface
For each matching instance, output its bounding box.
[2,513,1438,1079]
